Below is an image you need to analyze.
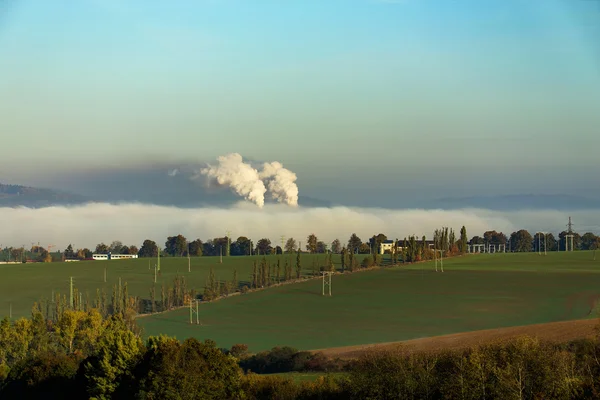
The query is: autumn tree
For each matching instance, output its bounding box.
[95,243,109,254]
[306,234,318,253]
[138,240,159,258]
[164,235,187,257]
[255,238,272,255]
[509,230,534,252]
[231,237,251,255]
[108,241,124,254]
[64,244,75,259]
[188,239,203,256]
[284,238,297,253]
[347,233,362,254]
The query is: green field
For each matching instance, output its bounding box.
[0,253,340,319]
[136,252,600,352]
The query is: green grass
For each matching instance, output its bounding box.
[137,251,600,352]
[0,253,339,319]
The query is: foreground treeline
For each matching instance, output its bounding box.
[4,308,600,399]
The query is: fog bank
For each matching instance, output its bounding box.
[0,203,598,249]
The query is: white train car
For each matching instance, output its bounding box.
[92,253,138,260]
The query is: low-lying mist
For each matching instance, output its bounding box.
[1,203,598,249]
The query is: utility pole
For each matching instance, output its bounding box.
[435,250,444,272]
[157,248,161,272]
[226,231,231,257]
[188,241,191,272]
[220,246,223,264]
[322,271,333,296]
[69,277,74,309]
[281,235,285,254]
[154,265,157,283]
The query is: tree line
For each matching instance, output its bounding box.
[3,225,598,263]
[4,299,600,398]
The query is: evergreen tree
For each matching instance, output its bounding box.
[341,247,346,272]
[276,259,281,283]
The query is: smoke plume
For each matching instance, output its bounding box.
[199,153,267,208]
[198,154,299,208]
[259,162,299,206]
[0,203,598,250]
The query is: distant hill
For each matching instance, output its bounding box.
[427,194,600,211]
[0,183,90,207]
[0,182,333,208]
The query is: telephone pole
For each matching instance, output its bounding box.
[281,235,285,254]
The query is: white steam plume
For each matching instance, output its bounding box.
[1,203,598,250]
[259,161,299,206]
[199,153,267,208]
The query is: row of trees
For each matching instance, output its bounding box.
[471,230,600,252]
[10,226,596,263]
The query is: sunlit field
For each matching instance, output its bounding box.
[137,251,600,352]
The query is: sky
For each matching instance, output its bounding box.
[1,0,600,201]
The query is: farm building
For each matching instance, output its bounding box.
[92,253,138,260]
[379,239,436,254]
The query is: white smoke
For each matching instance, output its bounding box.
[0,203,598,249]
[259,162,299,206]
[199,153,267,208]
[198,153,299,208]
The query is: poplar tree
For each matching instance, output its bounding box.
[232,269,238,292]
[276,259,281,283]
[296,249,302,279]
[252,261,258,288]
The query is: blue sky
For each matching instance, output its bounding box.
[1,0,599,201]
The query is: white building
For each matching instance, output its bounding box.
[379,240,395,254]
[92,253,138,260]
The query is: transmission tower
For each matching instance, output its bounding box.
[565,217,575,251]
[567,216,574,233]
[189,299,200,324]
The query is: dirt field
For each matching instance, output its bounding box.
[316,318,600,359]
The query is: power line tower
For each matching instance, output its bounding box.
[189,298,200,324]
[321,271,333,296]
[565,217,575,251]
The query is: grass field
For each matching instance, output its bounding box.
[136,251,600,352]
[0,253,340,319]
